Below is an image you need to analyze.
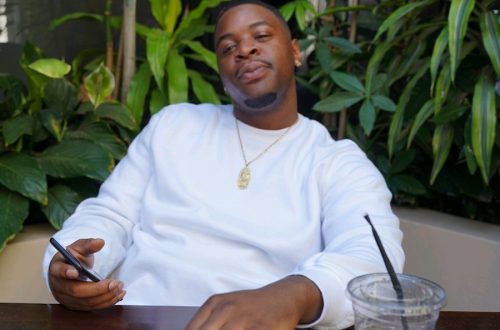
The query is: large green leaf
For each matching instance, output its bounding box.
[408,99,434,148]
[471,73,496,184]
[182,40,218,72]
[329,71,365,93]
[41,185,82,229]
[0,153,47,204]
[175,0,223,37]
[28,58,71,79]
[434,63,451,114]
[295,1,306,31]
[433,105,468,124]
[280,2,297,21]
[315,41,332,73]
[390,150,416,174]
[146,28,169,91]
[84,63,115,108]
[448,0,475,82]
[0,74,26,111]
[375,0,434,41]
[430,28,449,95]
[389,40,426,86]
[430,124,454,184]
[323,37,361,55]
[165,0,182,34]
[480,11,500,76]
[388,174,427,195]
[359,99,376,135]
[150,0,181,33]
[2,115,33,146]
[372,95,396,112]
[365,41,393,96]
[38,139,114,182]
[96,102,138,131]
[313,92,364,112]
[388,63,429,158]
[127,62,152,126]
[43,79,79,116]
[66,121,127,160]
[49,12,104,30]
[39,107,66,142]
[166,49,188,104]
[150,89,169,115]
[188,70,221,104]
[0,188,29,253]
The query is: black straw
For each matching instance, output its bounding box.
[364,214,408,330]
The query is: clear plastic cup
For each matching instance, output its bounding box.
[347,273,447,330]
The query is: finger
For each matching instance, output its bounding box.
[59,289,126,311]
[186,301,213,330]
[49,255,80,280]
[62,282,126,310]
[89,291,127,309]
[186,295,232,330]
[67,238,105,257]
[50,279,125,310]
[71,279,125,299]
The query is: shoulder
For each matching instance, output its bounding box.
[153,103,231,123]
[299,116,368,162]
[140,103,232,134]
[298,118,383,186]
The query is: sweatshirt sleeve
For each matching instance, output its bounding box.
[42,110,166,283]
[293,141,405,330]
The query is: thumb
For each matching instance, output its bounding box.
[68,238,105,257]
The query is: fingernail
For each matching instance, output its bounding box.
[66,268,79,278]
[109,281,118,291]
[118,282,124,291]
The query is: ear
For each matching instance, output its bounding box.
[291,39,302,67]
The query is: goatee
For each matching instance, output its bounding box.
[244,93,277,109]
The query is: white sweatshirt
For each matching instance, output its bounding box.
[43,103,404,329]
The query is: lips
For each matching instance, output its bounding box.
[236,61,271,83]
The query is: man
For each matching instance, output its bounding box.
[44,1,404,329]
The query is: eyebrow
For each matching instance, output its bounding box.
[215,20,272,48]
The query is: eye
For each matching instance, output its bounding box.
[221,44,236,55]
[255,33,270,41]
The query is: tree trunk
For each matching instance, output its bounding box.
[121,0,136,104]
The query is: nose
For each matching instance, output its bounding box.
[236,38,259,60]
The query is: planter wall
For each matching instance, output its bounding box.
[396,207,500,312]
[1,208,499,311]
[0,224,57,303]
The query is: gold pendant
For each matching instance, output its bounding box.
[237,166,251,189]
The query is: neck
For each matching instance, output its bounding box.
[233,88,298,130]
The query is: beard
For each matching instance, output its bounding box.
[243,92,277,109]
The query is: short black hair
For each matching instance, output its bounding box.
[214,0,291,38]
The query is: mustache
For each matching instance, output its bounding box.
[235,60,272,79]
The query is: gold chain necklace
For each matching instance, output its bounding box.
[235,117,296,189]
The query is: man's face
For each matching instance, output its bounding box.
[214,4,301,112]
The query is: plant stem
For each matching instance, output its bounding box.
[113,27,124,100]
[338,0,359,140]
[105,0,113,71]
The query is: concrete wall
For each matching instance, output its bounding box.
[0,224,57,303]
[1,208,499,311]
[396,207,500,312]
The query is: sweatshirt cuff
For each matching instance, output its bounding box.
[291,268,354,330]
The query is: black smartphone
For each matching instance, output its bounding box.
[49,237,103,282]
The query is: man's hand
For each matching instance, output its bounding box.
[48,238,126,310]
[186,275,323,330]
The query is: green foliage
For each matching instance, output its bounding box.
[126,0,225,125]
[292,0,499,222]
[0,44,134,251]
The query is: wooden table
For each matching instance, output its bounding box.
[0,303,499,329]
